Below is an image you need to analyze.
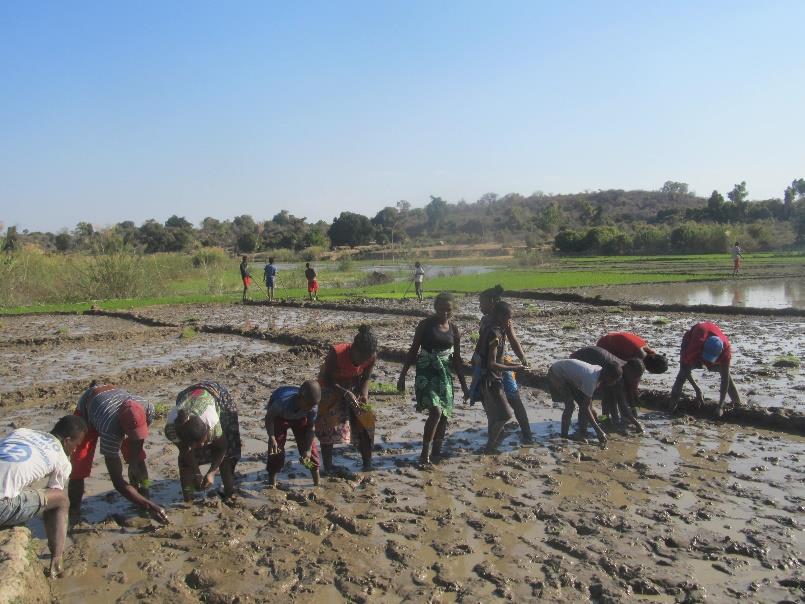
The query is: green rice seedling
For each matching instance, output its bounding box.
[652,316,670,325]
[180,326,197,339]
[773,355,800,368]
[369,382,400,395]
[153,402,172,418]
[561,321,579,331]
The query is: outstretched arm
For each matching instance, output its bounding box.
[104,448,168,523]
[505,320,528,366]
[451,325,469,397]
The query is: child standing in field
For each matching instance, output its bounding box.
[264,257,278,301]
[240,256,252,302]
[305,262,318,301]
[731,242,743,277]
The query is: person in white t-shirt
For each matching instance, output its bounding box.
[413,262,426,301]
[547,359,621,445]
[0,416,87,576]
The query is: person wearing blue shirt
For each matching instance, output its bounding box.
[264,257,278,302]
[264,380,321,486]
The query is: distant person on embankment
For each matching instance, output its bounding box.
[469,285,532,444]
[477,301,529,453]
[669,321,741,418]
[305,262,318,301]
[413,261,425,301]
[596,331,668,407]
[164,381,241,501]
[316,325,377,473]
[548,359,620,446]
[68,382,169,525]
[264,257,278,301]
[240,255,252,302]
[570,346,644,434]
[264,380,321,487]
[731,242,743,277]
[397,292,469,465]
[0,416,87,577]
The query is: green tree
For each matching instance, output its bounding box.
[425,196,449,233]
[2,226,19,252]
[707,190,725,220]
[727,181,748,219]
[661,181,689,195]
[328,212,374,247]
[54,230,73,252]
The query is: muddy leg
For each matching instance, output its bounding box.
[561,400,575,438]
[421,408,442,464]
[178,454,198,501]
[432,414,448,461]
[507,392,533,443]
[727,375,741,406]
[669,369,686,413]
[321,443,335,473]
[42,489,69,577]
[219,459,235,498]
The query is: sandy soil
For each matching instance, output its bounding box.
[0,299,803,603]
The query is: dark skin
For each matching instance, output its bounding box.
[479,294,529,368]
[559,371,616,445]
[483,311,526,451]
[669,361,741,416]
[397,299,470,464]
[176,431,233,502]
[265,388,320,486]
[319,343,375,472]
[68,439,168,524]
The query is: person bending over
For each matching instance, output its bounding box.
[0,416,87,576]
[68,382,168,524]
[315,325,378,473]
[164,381,241,501]
[265,380,321,486]
[669,321,740,417]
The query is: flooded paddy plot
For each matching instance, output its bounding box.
[576,277,805,310]
[0,313,153,344]
[0,332,282,392]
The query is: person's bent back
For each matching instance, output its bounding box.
[0,415,87,576]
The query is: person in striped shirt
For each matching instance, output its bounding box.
[68,382,168,524]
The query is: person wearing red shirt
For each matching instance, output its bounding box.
[596,332,668,374]
[669,322,741,417]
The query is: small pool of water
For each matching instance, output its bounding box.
[582,278,804,310]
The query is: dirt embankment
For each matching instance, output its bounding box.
[0,527,50,604]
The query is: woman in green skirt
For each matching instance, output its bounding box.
[397,292,469,465]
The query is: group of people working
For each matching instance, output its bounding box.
[240,257,320,302]
[1,290,741,576]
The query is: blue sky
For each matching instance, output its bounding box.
[1,1,803,232]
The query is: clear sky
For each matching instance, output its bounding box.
[1,1,803,232]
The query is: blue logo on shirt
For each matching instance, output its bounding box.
[0,440,33,463]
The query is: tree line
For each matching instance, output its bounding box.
[3,178,804,256]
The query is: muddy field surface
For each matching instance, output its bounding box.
[1,300,803,603]
[0,314,153,344]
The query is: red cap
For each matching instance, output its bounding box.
[119,400,150,441]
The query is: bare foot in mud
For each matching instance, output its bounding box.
[569,433,589,444]
[323,465,357,479]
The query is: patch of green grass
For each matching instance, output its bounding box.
[652,316,670,325]
[773,355,800,368]
[369,382,401,395]
[57,326,70,335]
[179,326,197,339]
[153,402,172,418]
[561,321,579,330]
[606,306,626,314]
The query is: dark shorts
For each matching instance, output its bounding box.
[266,277,275,287]
[0,489,46,527]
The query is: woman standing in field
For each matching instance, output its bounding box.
[164,381,241,500]
[316,325,378,473]
[470,285,533,443]
[397,292,469,465]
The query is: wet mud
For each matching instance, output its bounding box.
[0,298,803,603]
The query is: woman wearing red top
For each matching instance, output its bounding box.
[596,332,668,374]
[316,325,378,473]
[669,321,741,417]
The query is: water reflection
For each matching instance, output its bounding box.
[586,279,804,309]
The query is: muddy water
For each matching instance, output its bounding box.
[1,304,803,602]
[578,278,805,310]
[0,314,152,343]
[0,332,282,392]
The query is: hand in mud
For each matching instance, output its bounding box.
[267,437,280,456]
[396,375,405,392]
[200,473,214,489]
[148,504,169,524]
[357,393,368,405]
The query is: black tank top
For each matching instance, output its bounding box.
[421,317,455,353]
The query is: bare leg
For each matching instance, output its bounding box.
[67,479,84,525]
[321,444,335,472]
[669,369,687,413]
[178,455,197,501]
[581,402,608,445]
[42,489,69,577]
[560,400,575,438]
[421,408,442,464]
[431,415,448,461]
[219,459,235,498]
[727,375,741,406]
[507,392,533,442]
